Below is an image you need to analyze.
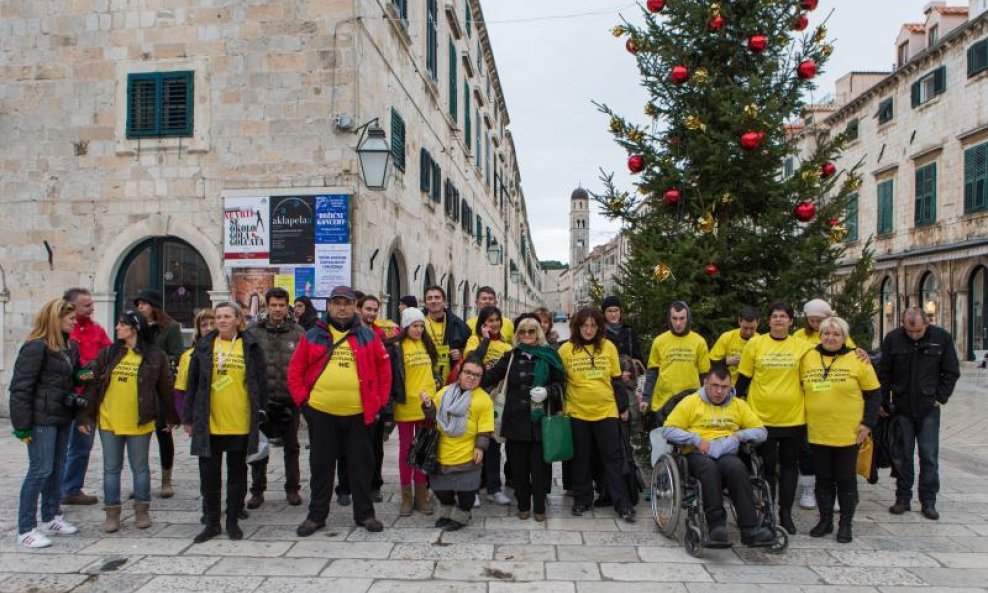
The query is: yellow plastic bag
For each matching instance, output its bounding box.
[856,437,873,479]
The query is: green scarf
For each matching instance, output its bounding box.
[515,343,565,387]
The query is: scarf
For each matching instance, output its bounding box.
[437,384,473,438]
[515,344,565,387]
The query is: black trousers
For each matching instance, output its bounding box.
[434,489,476,511]
[570,417,631,510]
[250,407,301,495]
[686,452,758,529]
[156,427,174,471]
[758,425,804,515]
[303,406,375,523]
[505,439,548,513]
[811,444,858,516]
[198,435,248,525]
[335,416,386,495]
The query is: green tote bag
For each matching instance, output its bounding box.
[541,414,574,463]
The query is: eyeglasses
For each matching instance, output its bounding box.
[461,370,483,379]
[518,328,537,336]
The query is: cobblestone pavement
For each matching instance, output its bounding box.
[1,371,986,593]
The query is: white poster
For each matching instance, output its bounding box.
[314,244,352,297]
[223,196,270,262]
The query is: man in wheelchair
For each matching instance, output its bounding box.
[661,365,776,546]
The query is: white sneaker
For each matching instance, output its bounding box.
[17,529,52,548]
[834,498,841,512]
[799,486,817,509]
[489,491,511,505]
[473,496,481,508]
[41,515,79,535]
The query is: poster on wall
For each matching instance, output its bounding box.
[294,267,315,298]
[274,273,295,297]
[230,267,277,319]
[224,197,270,261]
[315,194,350,245]
[314,244,352,296]
[269,196,315,264]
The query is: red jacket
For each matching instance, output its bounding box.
[71,316,112,366]
[288,320,391,425]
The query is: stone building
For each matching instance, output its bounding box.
[801,1,988,358]
[0,0,545,404]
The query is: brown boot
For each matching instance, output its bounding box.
[103,505,122,533]
[133,501,152,529]
[160,469,174,499]
[399,486,414,516]
[413,485,433,515]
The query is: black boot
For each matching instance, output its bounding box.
[810,486,834,538]
[226,518,243,541]
[195,495,221,543]
[193,524,221,543]
[836,489,856,544]
[778,508,797,535]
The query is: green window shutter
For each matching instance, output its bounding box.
[127,73,159,138]
[391,108,406,172]
[426,0,438,80]
[969,39,988,78]
[448,38,457,120]
[127,71,193,138]
[465,1,472,37]
[464,80,471,146]
[845,118,859,141]
[420,148,431,193]
[914,164,937,226]
[933,65,947,95]
[846,193,859,242]
[431,161,441,203]
[878,98,893,124]
[159,71,193,136]
[476,215,482,245]
[965,143,988,213]
[878,180,894,234]
[911,80,921,107]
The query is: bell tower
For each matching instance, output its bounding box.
[570,187,589,266]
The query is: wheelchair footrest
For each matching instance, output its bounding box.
[703,541,733,549]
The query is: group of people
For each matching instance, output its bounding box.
[9,285,961,551]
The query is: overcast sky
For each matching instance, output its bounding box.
[483,0,941,264]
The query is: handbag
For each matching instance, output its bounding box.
[407,423,441,475]
[490,353,515,443]
[541,413,574,463]
[856,436,873,479]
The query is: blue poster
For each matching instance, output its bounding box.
[315,194,350,245]
[294,267,315,298]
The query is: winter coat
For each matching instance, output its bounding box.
[246,318,304,407]
[9,338,81,430]
[483,350,566,442]
[422,308,471,353]
[878,325,960,418]
[148,321,185,366]
[287,319,392,426]
[605,323,642,362]
[80,344,178,428]
[183,331,268,457]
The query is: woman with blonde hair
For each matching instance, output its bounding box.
[174,308,216,420]
[10,298,84,548]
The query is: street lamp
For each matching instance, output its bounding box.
[355,119,391,190]
[510,269,521,284]
[486,241,503,266]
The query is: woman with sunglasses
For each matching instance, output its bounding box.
[558,307,635,522]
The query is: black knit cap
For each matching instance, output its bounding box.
[134,288,163,310]
[602,295,622,310]
[400,295,419,308]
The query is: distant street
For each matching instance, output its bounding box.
[553,321,570,343]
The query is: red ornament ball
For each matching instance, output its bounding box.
[663,189,682,205]
[670,65,690,84]
[748,35,768,53]
[628,155,645,174]
[801,0,819,11]
[793,13,809,31]
[828,217,840,228]
[797,60,817,79]
[705,263,721,277]
[668,135,681,146]
[821,161,837,178]
[739,131,765,151]
[709,15,725,31]
[646,0,666,13]
[626,39,638,54]
[794,201,817,222]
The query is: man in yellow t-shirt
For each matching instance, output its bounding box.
[643,301,711,413]
[465,286,515,343]
[709,306,760,383]
[661,366,774,547]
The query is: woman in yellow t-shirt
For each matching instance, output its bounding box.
[386,307,441,516]
[173,309,215,429]
[736,302,811,535]
[80,311,175,533]
[183,302,268,545]
[421,356,494,531]
[558,307,635,523]
[800,317,881,544]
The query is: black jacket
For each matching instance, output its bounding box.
[386,340,441,406]
[9,338,80,430]
[423,308,470,353]
[148,321,184,366]
[183,331,268,457]
[81,344,177,428]
[246,318,304,407]
[483,351,566,442]
[877,325,960,418]
[606,323,642,361]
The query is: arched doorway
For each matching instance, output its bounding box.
[423,264,436,297]
[386,252,404,324]
[446,274,456,315]
[970,265,987,360]
[919,271,940,326]
[461,281,471,320]
[879,276,895,341]
[114,237,212,328]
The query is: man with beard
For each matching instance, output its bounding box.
[642,301,711,414]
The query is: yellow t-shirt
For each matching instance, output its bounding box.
[210,338,251,435]
[309,327,363,416]
[737,334,813,427]
[663,392,764,443]
[99,349,154,435]
[432,385,494,466]
[174,348,193,391]
[396,338,435,422]
[425,315,452,378]
[709,328,758,383]
[466,316,515,343]
[647,331,712,411]
[559,340,622,421]
[464,335,513,367]
[375,318,399,339]
[800,348,881,447]
[793,328,857,348]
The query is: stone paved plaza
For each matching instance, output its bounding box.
[0,372,987,593]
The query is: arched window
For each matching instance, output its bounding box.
[114,237,212,328]
[919,271,940,325]
[386,252,404,324]
[880,276,895,341]
[970,266,987,359]
[462,281,471,320]
[423,265,436,297]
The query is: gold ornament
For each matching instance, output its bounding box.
[821,44,834,58]
[685,115,706,131]
[744,103,759,119]
[627,128,645,143]
[612,25,626,37]
[697,211,717,235]
[609,117,624,134]
[843,174,862,191]
[645,103,658,117]
[711,3,721,16]
[813,25,828,44]
[693,68,709,85]
[652,263,674,282]
[829,224,848,244]
[719,192,734,204]
[606,195,626,216]
[801,168,820,183]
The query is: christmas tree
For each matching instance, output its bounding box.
[597,0,876,345]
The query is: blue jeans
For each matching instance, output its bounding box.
[893,407,941,505]
[18,423,71,534]
[100,429,152,506]
[61,420,95,497]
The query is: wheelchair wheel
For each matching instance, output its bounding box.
[650,452,681,537]
[684,525,704,558]
[768,525,789,554]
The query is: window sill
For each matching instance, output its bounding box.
[963,208,988,219]
[913,94,944,112]
[876,231,895,240]
[386,4,412,48]
[115,135,208,156]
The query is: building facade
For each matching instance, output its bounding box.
[0,0,545,406]
[808,1,988,358]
